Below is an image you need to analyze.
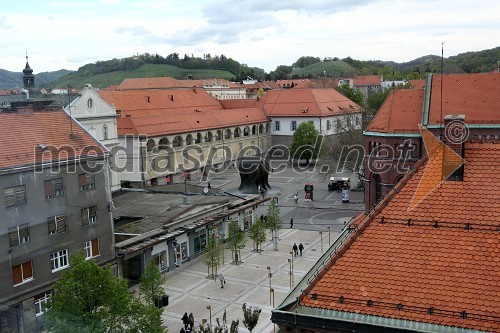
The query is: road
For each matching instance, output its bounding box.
[207,161,365,232]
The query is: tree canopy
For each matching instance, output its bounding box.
[45,251,162,333]
[290,122,322,163]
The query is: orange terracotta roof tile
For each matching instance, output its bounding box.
[352,75,382,86]
[428,73,500,125]
[219,99,257,109]
[301,141,500,331]
[366,89,423,134]
[0,110,106,170]
[257,88,362,117]
[409,79,426,89]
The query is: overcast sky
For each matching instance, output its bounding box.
[1,0,499,73]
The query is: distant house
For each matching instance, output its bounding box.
[256,88,364,158]
[340,75,382,105]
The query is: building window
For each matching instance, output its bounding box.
[355,115,361,126]
[326,120,331,131]
[12,261,33,286]
[336,119,342,130]
[48,215,66,235]
[79,173,96,191]
[81,206,97,226]
[8,224,30,247]
[5,185,26,208]
[290,121,297,131]
[35,292,51,317]
[347,116,352,127]
[84,239,100,259]
[51,249,69,272]
[274,121,281,131]
[87,98,93,109]
[102,125,108,140]
[194,229,207,254]
[44,178,64,199]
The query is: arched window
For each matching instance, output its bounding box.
[215,130,222,141]
[258,124,264,134]
[87,98,93,109]
[265,123,270,133]
[234,127,241,138]
[251,125,256,135]
[225,129,232,139]
[186,134,193,145]
[146,139,155,152]
[195,133,202,144]
[243,126,250,136]
[159,137,169,150]
[173,136,183,147]
[205,131,213,142]
[102,125,108,140]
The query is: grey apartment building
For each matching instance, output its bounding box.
[0,108,116,332]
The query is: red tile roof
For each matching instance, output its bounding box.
[352,75,382,86]
[177,78,241,89]
[367,89,424,134]
[257,88,363,117]
[428,73,500,125]
[219,99,257,109]
[409,79,426,89]
[276,79,315,89]
[301,141,500,331]
[116,108,268,136]
[0,110,106,170]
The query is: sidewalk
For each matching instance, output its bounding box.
[148,228,335,333]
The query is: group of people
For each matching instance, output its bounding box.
[181,312,195,332]
[292,242,304,256]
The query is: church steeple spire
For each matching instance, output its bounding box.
[23,52,35,89]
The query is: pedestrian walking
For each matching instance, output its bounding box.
[188,313,194,331]
[294,192,298,203]
[290,218,294,229]
[293,243,298,256]
[180,328,186,333]
[182,312,189,330]
[299,242,304,256]
[219,273,226,288]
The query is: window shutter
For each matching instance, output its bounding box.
[22,261,33,280]
[8,227,19,247]
[15,187,25,204]
[91,239,99,256]
[44,180,53,197]
[12,264,22,285]
[89,206,97,216]
[79,174,86,187]
[48,217,56,234]
[57,215,66,232]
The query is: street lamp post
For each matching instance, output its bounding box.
[288,258,292,288]
[206,305,212,328]
[327,226,331,246]
[319,231,323,254]
[267,266,272,305]
[289,251,294,287]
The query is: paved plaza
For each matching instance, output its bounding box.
[147,228,336,333]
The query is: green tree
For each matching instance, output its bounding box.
[139,259,164,306]
[335,83,364,106]
[226,220,246,264]
[204,230,224,279]
[248,217,267,253]
[265,200,282,251]
[290,122,322,164]
[45,251,162,333]
[256,87,265,100]
[242,303,261,333]
[367,89,391,112]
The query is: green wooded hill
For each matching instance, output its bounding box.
[0,69,72,90]
[46,63,235,90]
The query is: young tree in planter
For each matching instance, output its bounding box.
[45,250,163,333]
[204,230,224,279]
[266,200,282,251]
[248,217,267,253]
[242,303,262,333]
[226,220,246,264]
[139,259,164,307]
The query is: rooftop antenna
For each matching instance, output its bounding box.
[67,85,73,136]
[440,42,444,137]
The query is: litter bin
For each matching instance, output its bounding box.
[155,298,163,308]
[162,294,169,307]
